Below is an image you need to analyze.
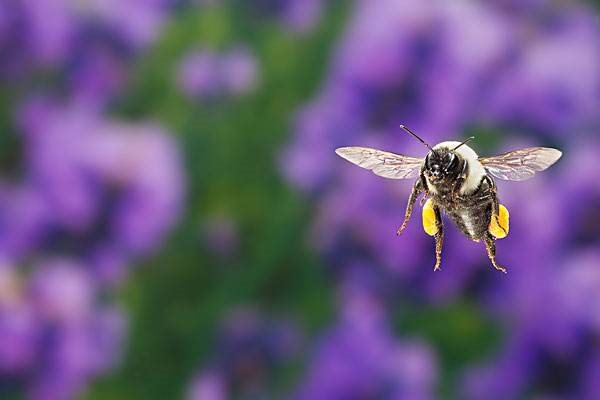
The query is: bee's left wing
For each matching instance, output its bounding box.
[335,147,423,179]
[479,147,562,181]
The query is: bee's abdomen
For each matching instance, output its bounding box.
[448,205,491,240]
[430,177,495,240]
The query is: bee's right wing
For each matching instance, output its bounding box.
[335,147,423,179]
[479,147,562,181]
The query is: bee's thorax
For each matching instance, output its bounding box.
[429,141,486,195]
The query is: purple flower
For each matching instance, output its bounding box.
[481,4,600,136]
[19,0,77,67]
[0,259,125,400]
[296,265,438,400]
[0,1,185,397]
[30,260,94,324]
[462,248,600,399]
[187,369,227,400]
[280,0,322,34]
[187,307,302,399]
[176,51,222,98]
[221,46,260,96]
[67,42,128,108]
[76,0,172,49]
[555,142,600,249]
[176,46,260,100]
[0,261,38,373]
[29,307,125,400]
[17,99,184,284]
[0,184,49,259]
[235,0,323,34]
[0,0,172,107]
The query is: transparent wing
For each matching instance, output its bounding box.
[335,147,423,179]
[479,147,562,181]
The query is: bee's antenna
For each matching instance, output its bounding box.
[452,136,475,151]
[399,125,434,152]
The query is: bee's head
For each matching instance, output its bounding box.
[396,127,473,184]
[425,148,460,182]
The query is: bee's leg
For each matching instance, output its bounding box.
[422,199,443,270]
[486,176,503,226]
[397,180,423,236]
[487,187,509,239]
[419,191,429,206]
[484,233,507,273]
[433,207,444,271]
[419,173,429,206]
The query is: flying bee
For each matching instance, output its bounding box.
[335,125,562,273]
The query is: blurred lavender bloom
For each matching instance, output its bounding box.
[189,307,302,399]
[18,99,185,283]
[20,0,171,59]
[0,259,125,400]
[463,250,600,400]
[236,0,323,34]
[555,143,600,249]
[0,184,49,260]
[18,0,77,67]
[176,46,259,100]
[0,261,38,373]
[176,51,222,98]
[29,308,125,400]
[187,369,227,400]
[72,0,172,50]
[481,4,600,136]
[0,0,172,108]
[221,46,260,96]
[67,41,128,108]
[296,265,438,400]
[281,88,364,191]
[0,1,184,397]
[280,0,322,34]
[30,260,94,324]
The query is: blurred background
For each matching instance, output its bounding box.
[0,0,600,399]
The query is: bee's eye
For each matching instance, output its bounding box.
[426,154,434,168]
[444,153,456,169]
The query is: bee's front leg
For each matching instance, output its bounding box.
[396,179,423,236]
[419,191,429,206]
[484,233,507,273]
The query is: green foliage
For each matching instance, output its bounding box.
[398,302,503,398]
[86,2,348,399]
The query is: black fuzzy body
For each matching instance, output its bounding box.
[422,155,496,242]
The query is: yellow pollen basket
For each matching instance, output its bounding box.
[422,199,439,236]
[489,204,509,239]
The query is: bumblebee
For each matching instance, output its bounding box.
[335,125,562,273]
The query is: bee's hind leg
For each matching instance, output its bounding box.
[422,199,443,271]
[486,177,504,231]
[433,221,444,271]
[484,233,507,274]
